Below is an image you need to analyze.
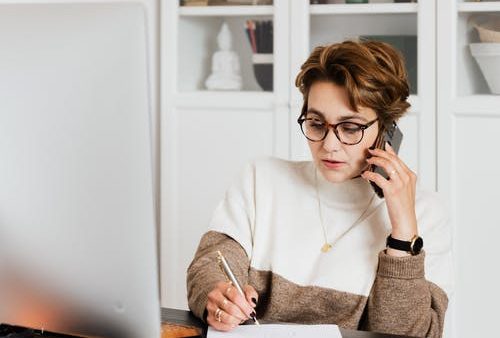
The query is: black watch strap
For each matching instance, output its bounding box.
[386,234,423,255]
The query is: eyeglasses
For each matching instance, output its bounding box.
[297,113,378,145]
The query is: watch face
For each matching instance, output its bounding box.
[412,237,424,254]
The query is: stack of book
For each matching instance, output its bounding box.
[245,20,273,91]
[244,20,273,54]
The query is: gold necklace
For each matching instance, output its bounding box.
[315,169,376,253]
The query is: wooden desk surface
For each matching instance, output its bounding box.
[161,308,204,338]
[0,308,416,338]
[160,308,417,338]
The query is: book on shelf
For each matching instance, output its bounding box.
[180,0,273,6]
[245,20,273,54]
[244,20,274,91]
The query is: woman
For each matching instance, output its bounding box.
[186,40,452,338]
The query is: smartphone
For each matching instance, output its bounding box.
[369,122,403,198]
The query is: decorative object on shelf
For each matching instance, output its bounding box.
[245,20,273,91]
[472,15,500,43]
[180,0,209,6]
[205,22,242,91]
[360,35,417,94]
[469,16,500,94]
[469,43,500,94]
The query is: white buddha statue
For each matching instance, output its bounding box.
[205,22,242,91]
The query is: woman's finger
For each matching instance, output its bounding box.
[206,301,242,328]
[224,284,256,320]
[369,146,415,186]
[385,142,417,186]
[366,156,401,182]
[206,310,236,332]
[209,283,248,321]
[384,142,412,173]
[243,285,259,308]
[368,145,408,174]
[367,146,395,161]
[218,296,247,321]
[368,146,409,178]
[361,170,390,192]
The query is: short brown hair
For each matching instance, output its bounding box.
[295,39,411,128]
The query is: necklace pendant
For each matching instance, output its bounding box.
[321,243,332,253]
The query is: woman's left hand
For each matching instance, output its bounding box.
[361,142,418,256]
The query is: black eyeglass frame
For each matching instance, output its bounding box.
[297,114,379,145]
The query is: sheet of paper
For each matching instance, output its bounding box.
[207,324,342,338]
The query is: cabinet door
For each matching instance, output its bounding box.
[438,1,500,338]
[160,0,290,309]
[161,105,276,308]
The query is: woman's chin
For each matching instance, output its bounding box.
[317,165,350,183]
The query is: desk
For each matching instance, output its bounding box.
[160,308,417,338]
[0,308,417,338]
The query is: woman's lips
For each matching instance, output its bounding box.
[322,159,346,169]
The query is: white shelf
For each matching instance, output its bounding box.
[451,95,500,116]
[310,3,418,15]
[174,91,275,109]
[179,5,274,17]
[458,2,500,13]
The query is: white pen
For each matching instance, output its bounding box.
[216,250,260,325]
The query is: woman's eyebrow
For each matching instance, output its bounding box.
[337,115,368,122]
[306,108,326,118]
[307,108,368,122]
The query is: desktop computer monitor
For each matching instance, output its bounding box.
[0,2,160,337]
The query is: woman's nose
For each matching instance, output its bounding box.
[322,127,342,153]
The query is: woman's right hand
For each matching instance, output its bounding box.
[206,281,258,331]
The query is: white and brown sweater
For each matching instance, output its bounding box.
[187,157,452,338]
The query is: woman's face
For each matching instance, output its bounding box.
[305,81,380,183]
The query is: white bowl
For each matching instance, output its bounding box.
[470,43,500,94]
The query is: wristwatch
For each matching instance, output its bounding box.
[386,234,423,255]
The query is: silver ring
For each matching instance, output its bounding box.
[215,308,222,322]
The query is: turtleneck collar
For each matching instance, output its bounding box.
[312,162,377,208]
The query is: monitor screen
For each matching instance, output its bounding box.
[0,3,160,337]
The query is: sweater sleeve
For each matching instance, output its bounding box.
[363,251,448,338]
[186,231,251,321]
[362,193,453,338]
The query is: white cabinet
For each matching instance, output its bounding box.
[437,1,500,338]
[161,0,439,311]
[161,2,500,337]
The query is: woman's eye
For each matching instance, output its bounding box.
[341,124,361,134]
[308,121,325,129]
